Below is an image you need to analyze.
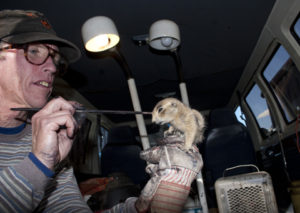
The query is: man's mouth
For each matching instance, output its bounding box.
[35,81,51,88]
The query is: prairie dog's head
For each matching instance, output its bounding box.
[152,98,181,124]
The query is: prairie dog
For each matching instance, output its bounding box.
[152,98,205,150]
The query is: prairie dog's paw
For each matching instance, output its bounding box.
[164,126,174,137]
[182,144,193,152]
[164,130,173,137]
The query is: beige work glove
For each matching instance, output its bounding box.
[135,136,203,213]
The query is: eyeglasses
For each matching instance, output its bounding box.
[0,43,68,75]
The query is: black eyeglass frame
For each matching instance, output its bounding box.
[0,43,69,75]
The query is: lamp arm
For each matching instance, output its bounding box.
[171,49,184,83]
[179,82,190,107]
[109,47,133,79]
[128,78,150,150]
[171,49,190,106]
[109,47,150,150]
[171,50,208,213]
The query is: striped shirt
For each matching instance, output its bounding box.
[0,124,137,213]
[0,124,92,212]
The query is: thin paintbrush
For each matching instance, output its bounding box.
[10,107,152,115]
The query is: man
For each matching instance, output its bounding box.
[0,9,202,213]
[0,9,93,212]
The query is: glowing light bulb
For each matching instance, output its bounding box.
[161,37,173,47]
[95,34,109,50]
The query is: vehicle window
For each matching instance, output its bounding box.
[245,84,275,137]
[98,127,109,159]
[262,45,300,122]
[234,106,246,126]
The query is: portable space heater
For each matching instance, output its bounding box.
[215,165,278,213]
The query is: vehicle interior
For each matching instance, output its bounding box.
[3,0,300,212]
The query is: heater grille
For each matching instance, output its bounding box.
[227,185,267,213]
[215,171,278,213]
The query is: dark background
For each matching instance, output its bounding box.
[2,0,275,123]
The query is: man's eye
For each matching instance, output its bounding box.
[28,48,40,55]
[53,54,62,64]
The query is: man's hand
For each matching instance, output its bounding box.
[135,137,203,213]
[31,97,78,170]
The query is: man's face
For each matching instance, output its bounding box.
[0,43,58,108]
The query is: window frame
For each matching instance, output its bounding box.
[244,82,277,139]
[290,13,300,45]
[260,44,299,124]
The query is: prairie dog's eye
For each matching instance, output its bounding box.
[158,107,163,113]
[171,102,177,107]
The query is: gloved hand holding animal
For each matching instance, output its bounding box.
[135,98,205,213]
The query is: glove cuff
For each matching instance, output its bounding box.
[136,181,190,213]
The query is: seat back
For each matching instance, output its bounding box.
[101,125,148,187]
[202,108,256,207]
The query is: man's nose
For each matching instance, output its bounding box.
[43,56,57,75]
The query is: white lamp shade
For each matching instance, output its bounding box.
[149,19,180,50]
[81,16,120,52]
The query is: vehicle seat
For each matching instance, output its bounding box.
[202,108,257,207]
[100,125,149,187]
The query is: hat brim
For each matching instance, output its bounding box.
[2,32,81,63]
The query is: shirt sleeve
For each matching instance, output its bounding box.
[101,197,138,213]
[0,156,50,212]
[0,156,92,213]
[35,165,93,213]
[28,152,55,177]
